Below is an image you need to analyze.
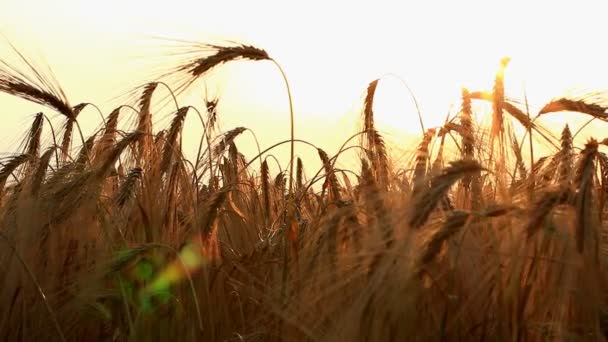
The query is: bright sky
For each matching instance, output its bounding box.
[1,0,608,171]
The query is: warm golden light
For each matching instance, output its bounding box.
[2,0,607,161]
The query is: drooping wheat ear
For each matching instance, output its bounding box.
[574,139,599,253]
[183,44,269,78]
[469,89,557,147]
[161,106,189,172]
[539,97,608,120]
[115,167,143,208]
[417,204,515,269]
[23,112,44,158]
[525,185,573,239]
[168,43,270,95]
[411,128,436,197]
[556,124,574,183]
[0,57,74,119]
[409,160,484,229]
[438,121,465,138]
[503,102,556,145]
[213,127,246,157]
[318,148,342,203]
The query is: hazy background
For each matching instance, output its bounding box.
[1,0,608,171]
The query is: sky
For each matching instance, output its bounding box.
[1,0,608,171]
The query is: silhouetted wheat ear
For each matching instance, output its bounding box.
[469,89,556,147]
[60,120,74,159]
[574,139,599,253]
[557,124,573,182]
[274,172,287,197]
[167,44,270,95]
[213,127,246,157]
[539,97,608,120]
[370,129,390,188]
[459,88,478,201]
[161,106,189,172]
[411,128,436,197]
[184,44,270,78]
[0,61,74,119]
[227,142,239,181]
[58,103,88,159]
[134,82,158,160]
[491,58,509,140]
[31,147,57,195]
[438,121,465,139]
[261,160,271,223]
[318,148,341,203]
[23,112,44,158]
[296,157,304,192]
[363,79,379,135]
[409,160,484,229]
[359,79,389,186]
[97,107,121,151]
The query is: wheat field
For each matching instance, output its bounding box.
[1,40,608,341]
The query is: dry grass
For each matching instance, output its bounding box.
[1,40,608,342]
